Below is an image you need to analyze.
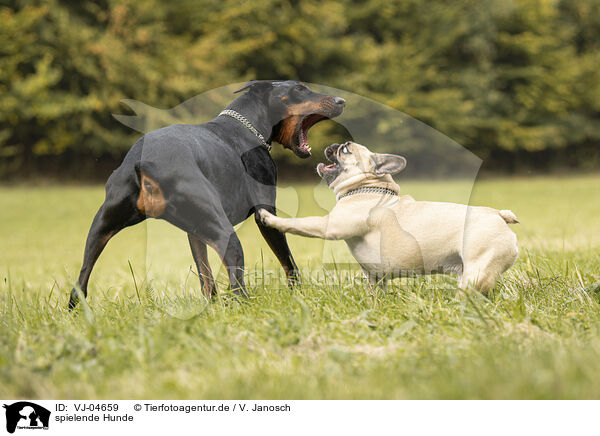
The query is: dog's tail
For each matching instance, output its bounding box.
[499,209,519,224]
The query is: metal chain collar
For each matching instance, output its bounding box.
[337,186,398,201]
[218,109,271,151]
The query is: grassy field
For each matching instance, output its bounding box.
[1,175,600,399]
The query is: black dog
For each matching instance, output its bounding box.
[69,80,345,308]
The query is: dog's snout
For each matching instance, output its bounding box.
[334,97,345,106]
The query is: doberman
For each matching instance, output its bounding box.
[68,80,345,308]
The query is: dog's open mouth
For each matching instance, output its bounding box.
[316,143,342,183]
[276,97,344,158]
[295,114,328,158]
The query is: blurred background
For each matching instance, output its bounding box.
[1,0,599,181]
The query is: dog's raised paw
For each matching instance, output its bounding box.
[257,209,274,226]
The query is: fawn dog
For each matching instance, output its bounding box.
[259,142,519,291]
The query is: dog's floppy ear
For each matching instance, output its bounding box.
[234,80,282,94]
[371,153,407,175]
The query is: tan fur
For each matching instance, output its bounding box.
[260,142,519,291]
[273,115,302,147]
[137,173,166,218]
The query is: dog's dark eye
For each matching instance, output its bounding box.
[341,145,350,154]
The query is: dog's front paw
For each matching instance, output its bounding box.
[257,208,275,227]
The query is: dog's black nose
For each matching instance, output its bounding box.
[334,97,345,106]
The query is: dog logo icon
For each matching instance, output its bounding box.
[3,402,50,433]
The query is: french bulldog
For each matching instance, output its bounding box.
[259,142,519,291]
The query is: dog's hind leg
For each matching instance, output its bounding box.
[188,234,216,297]
[459,252,500,293]
[366,271,389,291]
[215,232,246,297]
[459,267,496,293]
[180,223,245,298]
[69,186,145,309]
[159,171,248,298]
[460,225,518,293]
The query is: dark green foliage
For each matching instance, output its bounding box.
[1,0,599,177]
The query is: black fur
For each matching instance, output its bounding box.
[69,80,344,308]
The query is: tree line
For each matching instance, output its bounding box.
[1,0,599,179]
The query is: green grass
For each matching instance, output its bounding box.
[1,175,600,399]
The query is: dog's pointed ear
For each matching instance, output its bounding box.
[234,80,282,94]
[371,153,407,175]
